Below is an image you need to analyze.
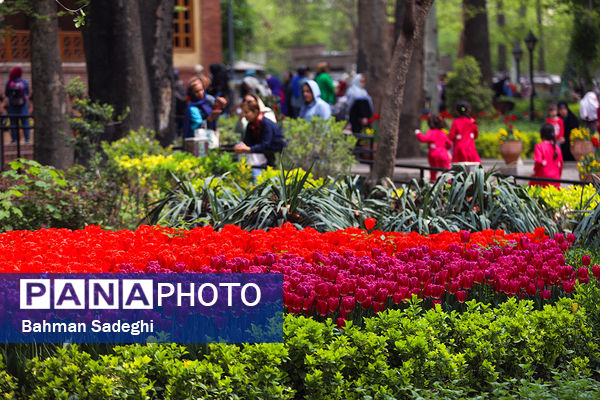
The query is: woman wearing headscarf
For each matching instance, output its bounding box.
[235,92,278,138]
[234,101,286,181]
[558,101,578,161]
[298,80,331,121]
[241,75,269,99]
[4,66,31,143]
[346,74,373,133]
[266,75,287,116]
[183,78,226,138]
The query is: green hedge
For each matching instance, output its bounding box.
[3,294,599,399]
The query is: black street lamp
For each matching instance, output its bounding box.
[524,31,537,121]
[512,41,523,85]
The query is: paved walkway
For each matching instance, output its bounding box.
[351,158,582,186]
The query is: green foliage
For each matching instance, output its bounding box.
[101,130,252,228]
[282,117,356,178]
[8,294,600,398]
[101,127,169,161]
[445,56,494,115]
[25,343,293,399]
[0,354,17,400]
[220,0,256,61]
[149,164,562,235]
[381,165,559,235]
[66,77,129,165]
[0,160,116,232]
[148,166,386,232]
[215,115,243,146]
[574,181,600,247]
[250,0,356,70]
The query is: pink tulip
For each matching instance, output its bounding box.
[582,255,591,266]
[577,268,590,284]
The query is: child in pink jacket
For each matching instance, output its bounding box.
[416,114,452,181]
[530,123,563,188]
[449,101,481,163]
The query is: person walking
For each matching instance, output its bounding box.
[448,101,481,163]
[415,114,452,181]
[298,80,331,121]
[4,66,31,143]
[530,123,563,188]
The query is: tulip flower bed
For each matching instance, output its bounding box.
[1,225,596,325]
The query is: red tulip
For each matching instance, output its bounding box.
[336,318,346,329]
[364,218,376,230]
[456,290,467,303]
[373,113,380,120]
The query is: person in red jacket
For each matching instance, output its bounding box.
[545,103,565,144]
[416,114,452,181]
[530,123,563,188]
[449,101,481,163]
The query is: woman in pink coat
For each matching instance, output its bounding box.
[529,123,563,188]
[449,101,481,163]
[416,114,452,181]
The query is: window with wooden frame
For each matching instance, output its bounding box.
[173,0,194,50]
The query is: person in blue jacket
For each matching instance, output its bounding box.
[299,79,331,121]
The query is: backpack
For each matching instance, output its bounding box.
[7,80,26,107]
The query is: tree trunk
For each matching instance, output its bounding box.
[461,0,493,85]
[140,0,175,146]
[357,0,390,114]
[367,0,435,186]
[84,0,156,141]
[424,2,439,114]
[536,0,545,72]
[496,0,506,72]
[397,32,424,158]
[29,0,74,169]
